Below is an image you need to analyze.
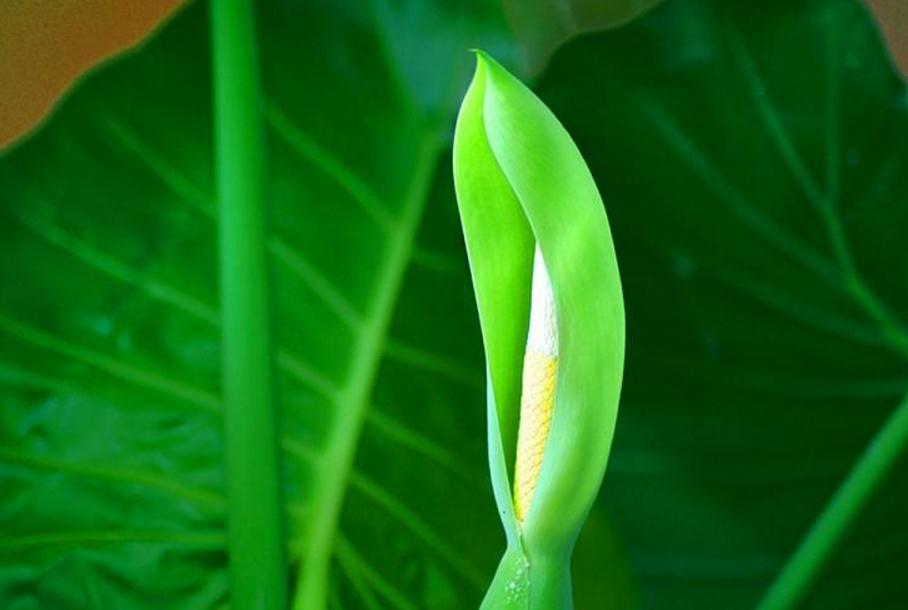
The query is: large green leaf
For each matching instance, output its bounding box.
[0,1,632,609]
[3,0,907,609]
[502,0,663,74]
[0,1,489,607]
[535,0,908,608]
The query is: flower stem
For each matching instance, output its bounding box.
[211,1,286,608]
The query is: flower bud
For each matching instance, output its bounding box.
[453,52,625,609]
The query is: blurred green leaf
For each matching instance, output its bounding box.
[535,0,908,607]
[0,1,631,609]
[2,0,907,609]
[502,0,663,74]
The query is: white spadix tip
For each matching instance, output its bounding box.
[526,246,558,357]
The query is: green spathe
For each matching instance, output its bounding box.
[453,52,625,609]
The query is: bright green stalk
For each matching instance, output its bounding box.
[211,2,286,609]
[756,393,908,610]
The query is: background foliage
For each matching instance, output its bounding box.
[1,0,906,609]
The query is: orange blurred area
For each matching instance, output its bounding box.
[868,0,908,80]
[1,0,906,151]
[0,0,182,148]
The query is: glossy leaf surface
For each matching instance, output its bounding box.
[534,0,908,607]
[1,0,907,609]
[0,1,628,609]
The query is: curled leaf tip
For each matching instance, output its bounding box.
[453,51,625,609]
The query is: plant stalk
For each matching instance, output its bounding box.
[211,1,286,609]
[529,554,572,609]
[756,392,908,610]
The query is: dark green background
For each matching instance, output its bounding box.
[1,0,906,608]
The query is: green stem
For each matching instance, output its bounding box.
[756,392,908,610]
[480,544,573,610]
[529,555,573,610]
[211,2,286,609]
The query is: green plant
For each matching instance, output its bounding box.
[453,53,624,609]
[2,0,908,609]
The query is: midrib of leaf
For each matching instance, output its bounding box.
[292,131,444,610]
[716,9,908,608]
